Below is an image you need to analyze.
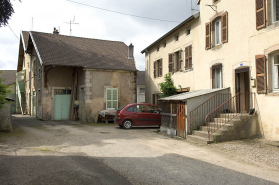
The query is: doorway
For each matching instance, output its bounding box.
[235,67,250,113]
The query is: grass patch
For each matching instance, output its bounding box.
[82,123,115,126]
[0,126,25,141]
[38,148,52,152]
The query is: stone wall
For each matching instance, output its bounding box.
[0,103,12,132]
[83,69,136,122]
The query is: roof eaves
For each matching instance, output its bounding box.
[141,12,200,54]
[20,31,26,51]
[29,32,43,66]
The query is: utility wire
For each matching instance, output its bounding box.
[66,0,181,23]
[8,25,19,40]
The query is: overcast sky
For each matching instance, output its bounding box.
[0,0,199,71]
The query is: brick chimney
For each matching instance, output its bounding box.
[128,43,134,60]
[53,27,59,35]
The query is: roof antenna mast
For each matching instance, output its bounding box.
[63,16,79,36]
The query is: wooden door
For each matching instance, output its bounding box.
[177,102,186,138]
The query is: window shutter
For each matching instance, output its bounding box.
[185,45,192,69]
[185,47,189,69]
[255,0,266,30]
[255,55,267,94]
[221,11,228,43]
[106,88,112,109]
[112,88,118,109]
[189,45,192,68]
[159,59,162,77]
[205,22,211,50]
[168,54,173,73]
[153,61,156,78]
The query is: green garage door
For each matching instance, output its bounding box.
[54,94,71,120]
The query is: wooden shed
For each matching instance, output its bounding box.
[158,88,230,138]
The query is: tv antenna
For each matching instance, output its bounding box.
[63,16,79,35]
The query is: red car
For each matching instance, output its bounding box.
[114,103,162,129]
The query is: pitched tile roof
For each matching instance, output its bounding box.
[137,71,145,85]
[0,70,17,85]
[22,31,29,50]
[28,31,137,71]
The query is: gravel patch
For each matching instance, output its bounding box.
[209,138,279,169]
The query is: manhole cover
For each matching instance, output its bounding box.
[99,132,110,134]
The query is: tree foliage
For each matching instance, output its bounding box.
[0,71,10,109]
[158,73,177,98]
[0,0,21,27]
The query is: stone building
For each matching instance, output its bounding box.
[16,29,137,122]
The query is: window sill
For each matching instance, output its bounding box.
[266,21,279,30]
[154,76,163,79]
[172,68,193,75]
[266,92,279,96]
[211,44,223,50]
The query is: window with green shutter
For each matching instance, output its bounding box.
[106,88,118,110]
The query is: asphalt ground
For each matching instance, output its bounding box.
[0,115,278,185]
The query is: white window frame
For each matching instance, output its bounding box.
[212,65,223,89]
[140,88,145,94]
[272,53,279,91]
[106,88,118,110]
[272,0,279,23]
[215,19,222,46]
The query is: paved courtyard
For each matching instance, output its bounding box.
[0,115,278,185]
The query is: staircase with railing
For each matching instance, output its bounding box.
[187,93,231,134]
[187,92,257,144]
[205,92,256,141]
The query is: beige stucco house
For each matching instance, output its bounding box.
[17,29,137,122]
[142,0,279,141]
[136,71,145,103]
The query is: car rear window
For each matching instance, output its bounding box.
[126,106,135,112]
[117,105,127,111]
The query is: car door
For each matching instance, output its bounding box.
[133,104,148,125]
[146,105,161,125]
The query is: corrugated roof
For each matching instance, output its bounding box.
[159,88,230,101]
[137,71,145,85]
[141,12,200,53]
[27,31,137,71]
[0,70,17,85]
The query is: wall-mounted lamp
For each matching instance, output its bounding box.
[205,4,217,12]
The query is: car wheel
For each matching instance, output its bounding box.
[122,120,132,129]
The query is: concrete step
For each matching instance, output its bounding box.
[214,117,241,122]
[187,135,212,145]
[192,130,208,138]
[200,126,229,133]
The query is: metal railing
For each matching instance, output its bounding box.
[187,93,231,134]
[205,92,255,140]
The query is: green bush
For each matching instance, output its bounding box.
[158,73,176,98]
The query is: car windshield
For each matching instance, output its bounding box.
[117,105,127,111]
